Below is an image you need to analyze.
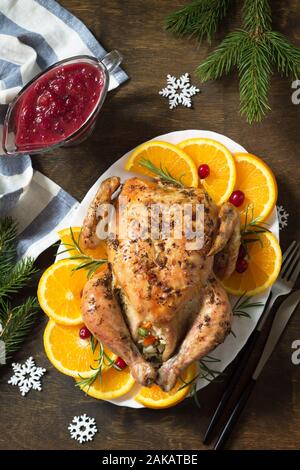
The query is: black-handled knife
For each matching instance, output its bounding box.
[214,289,300,450]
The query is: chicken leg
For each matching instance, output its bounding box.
[81,265,157,386]
[157,277,232,391]
[209,202,241,279]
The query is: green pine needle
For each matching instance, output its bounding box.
[0,217,39,362]
[0,217,18,267]
[0,297,39,359]
[196,30,246,80]
[0,258,37,299]
[238,33,272,123]
[243,0,272,33]
[165,0,232,43]
[266,30,300,78]
[166,0,300,123]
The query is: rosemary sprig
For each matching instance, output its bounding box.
[58,227,107,278]
[233,292,263,318]
[139,158,185,187]
[241,204,270,248]
[76,336,118,391]
[178,354,223,407]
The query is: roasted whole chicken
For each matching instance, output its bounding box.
[81,176,240,391]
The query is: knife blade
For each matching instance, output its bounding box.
[252,290,300,380]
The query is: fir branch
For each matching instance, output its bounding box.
[167,0,300,123]
[238,33,272,123]
[243,0,272,33]
[0,297,39,359]
[197,30,246,80]
[266,30,300,78]
[0,258,37,299]
[0,217,18,274]
[0,217,39,363]
[165,0,232,43]
[139,158,184,187]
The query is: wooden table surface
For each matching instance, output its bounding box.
[1,0,300,451]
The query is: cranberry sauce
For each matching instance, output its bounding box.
[14,62,104,150]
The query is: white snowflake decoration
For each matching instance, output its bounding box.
[277,205,289,230]
[8,356,46,396]
[159,73,200,109]
[68,414,98,444]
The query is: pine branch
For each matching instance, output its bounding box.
[238,34,272,123]
[0,217,39,363]
[0,297,39,359]
[0,217,18,274]
[165,0,232,43]
[243,0,272,33]
[167,0,300,123]
[196,30,246,80]
[0,258,37,299]
[266,31,300,78]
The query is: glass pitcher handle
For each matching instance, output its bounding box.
[101,50,123,74]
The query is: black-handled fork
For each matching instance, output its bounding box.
[214,289,300,450]
[203,240,300,444]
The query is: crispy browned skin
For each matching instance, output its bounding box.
[209,202,241,279]
[81,265,157,386]
[81,176,240,388]
[157,277,232,391]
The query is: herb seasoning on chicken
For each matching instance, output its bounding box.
[81,176,240,391]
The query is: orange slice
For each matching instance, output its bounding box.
[134,363,197,409]
[178,138,236,205]
[124,140,199,188]
[220,232,282,296]
[76,366,135,400]
[44,319,116,378]
[58,226,107,260]
[38,259,88,325]
[233,153,278,224]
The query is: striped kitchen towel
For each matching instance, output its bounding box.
[0,0,128,260]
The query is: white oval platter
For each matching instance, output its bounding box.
[57,129,279,409]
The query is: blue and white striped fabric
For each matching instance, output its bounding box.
[0,0,128,260]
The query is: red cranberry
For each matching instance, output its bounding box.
[79,326,91,339]
[236,258,248,273]
[229,190,245,207]
[115,356,127,370]
[198,164,210,179]
[238,244,247,259]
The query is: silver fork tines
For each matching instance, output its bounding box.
[280,242,300,282]
[286,254,300,283]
